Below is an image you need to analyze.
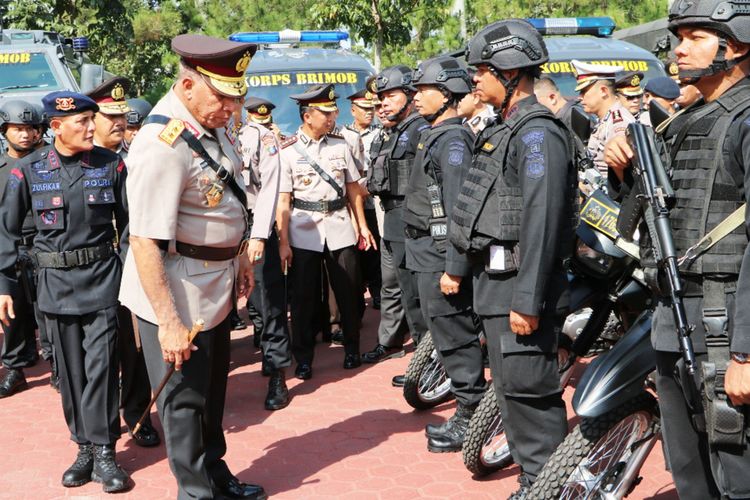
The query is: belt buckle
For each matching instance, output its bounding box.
[321,200,330,212]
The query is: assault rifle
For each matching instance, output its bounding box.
[623,122,698,376]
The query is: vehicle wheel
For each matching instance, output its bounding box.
[462,386,512,476]
[403,332,454,410]
[529,393,659,499]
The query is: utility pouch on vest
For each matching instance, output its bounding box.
[367,153,390,195]
[427,183,446,240]
[484,243,520,275]
[388,158,411,197]
[701,361,745,446]
[700,280,745,446]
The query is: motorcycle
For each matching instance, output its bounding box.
[461,189,651,477]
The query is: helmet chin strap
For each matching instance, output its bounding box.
[489,66,521,122]
[386,93,413,122]
[423,102,450,124]
[679,34,750,84]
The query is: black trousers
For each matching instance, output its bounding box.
[290,245,361,363]
[253,230,291,370]
[247,288,264,337]
[655,350,750,499]
[390,239,428,346]
[46,306,120,445]
[482,314,567,481]
[139,316,234,500]
[1,286,38,369]
[116,305,153,429]
[416,270,485,406]
[360,208,382,302]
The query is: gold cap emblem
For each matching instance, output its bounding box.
[111,83,125,101]
[365,91,372,100]
[669,62,679,75]
[55,97,76,111]
[328,88,335,100]
[257,104,268,115]
[630,75,641,87]
[236,51,252,73]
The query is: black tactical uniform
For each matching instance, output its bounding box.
[0,100,54,398]
[451,20,578,495]
[634,3,750,497]
[0,91,131,492]
[403,56,486,452]
[364,67,430,360]
[0,154,39,372]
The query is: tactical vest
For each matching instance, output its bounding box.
[366,113,425,201]
[403,123,466,232]
[451,103,575,253]
[668,85,750,276]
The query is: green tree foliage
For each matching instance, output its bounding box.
[2,0,667,101]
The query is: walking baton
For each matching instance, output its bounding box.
[132,319,205,434]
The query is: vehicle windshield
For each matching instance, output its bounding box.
[542,58,664,98]
[244,70,373,135]
[0,51,61,94]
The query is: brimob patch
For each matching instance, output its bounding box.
[261,134,278,156]
[448,141,465,166]
[8,168,24,191]
[398,132,409,143]
[40,210,58,225]
[526,153,545,179]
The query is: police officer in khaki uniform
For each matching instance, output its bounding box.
[238,96,291,411]
[87,77,161,448]
[276,83,376,379]
[87,77,131,158]
[572,60,635,177]
[614,71,645,118]
[119,34,266,500]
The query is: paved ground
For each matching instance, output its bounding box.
[0,301,678,499]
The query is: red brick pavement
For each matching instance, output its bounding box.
[0,304,678,499]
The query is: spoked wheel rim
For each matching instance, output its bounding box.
[559,411,653,499]
[480,411,509,467]
[418,350,451,402]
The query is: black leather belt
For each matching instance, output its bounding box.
[293,198,346,213]
[19,235,35,247]
[175,241,241,261]
[380,197,404,211]
[404,226,430,239]
[34,242,115,269]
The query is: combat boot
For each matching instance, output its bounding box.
[425,402,476,438]
[264,370,289,411]
[91,444,132,493]
[426,403,476,453]
[61,443,94,487]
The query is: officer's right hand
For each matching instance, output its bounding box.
[0,295,14,326]
[604,135,634,172]
[279,242,293,272]
[158,320,197,371]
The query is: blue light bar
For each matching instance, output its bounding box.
[526,17,616,37]
[72,36,89,52]
[229,30,349,44]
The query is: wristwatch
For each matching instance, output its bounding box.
[730,352,750,364]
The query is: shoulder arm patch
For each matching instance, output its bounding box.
[280,135,298,149]
[158,119,185,147]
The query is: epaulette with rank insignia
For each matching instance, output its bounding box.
[481,141,496,152]
[328,132,344,139]
[158,119,186,147]
[280,135,298,149]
